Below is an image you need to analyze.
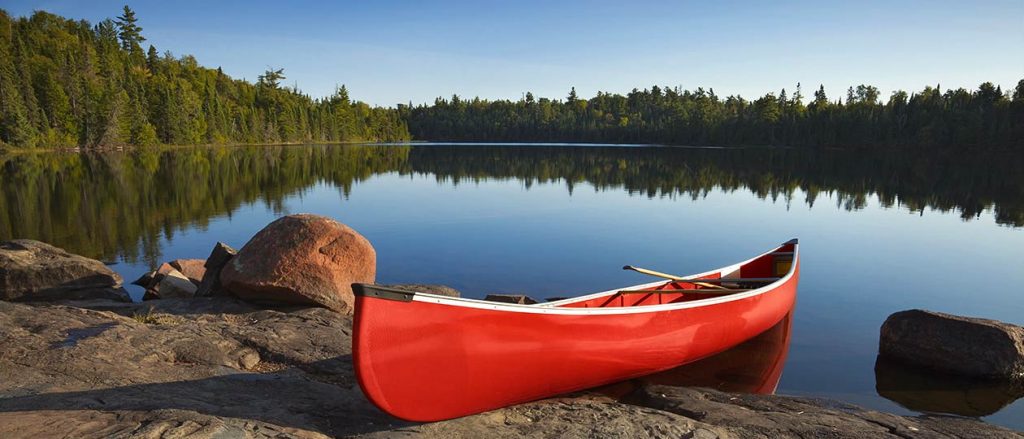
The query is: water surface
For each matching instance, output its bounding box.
[2,143,1022,428]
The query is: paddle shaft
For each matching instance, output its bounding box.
[622,265,729,290]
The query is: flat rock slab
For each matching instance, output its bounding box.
[0,299,1020,438]
[0,240,129,302]
[0,298,401,438]
[625,384,1021,439]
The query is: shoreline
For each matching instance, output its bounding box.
[1,235,1022,436]
[5,140,1024,155]
[1,296,1019,438]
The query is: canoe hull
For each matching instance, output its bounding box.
[353,244,799,421]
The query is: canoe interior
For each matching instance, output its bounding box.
[557,242,796,309]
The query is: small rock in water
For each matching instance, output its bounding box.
[169,259,206,285]
[132,270,158,288]
[195,242,237,297]
[879,309,1024,381]
[205,242,238,270]
[144,269,198,300]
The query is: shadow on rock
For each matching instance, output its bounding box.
[0,357,408,438]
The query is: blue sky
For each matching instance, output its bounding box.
[4,0,1022,106]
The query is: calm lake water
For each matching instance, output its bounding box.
[2,143,1023,428]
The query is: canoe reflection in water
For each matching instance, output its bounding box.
[875,356,1024,418]
[599,312,793,398]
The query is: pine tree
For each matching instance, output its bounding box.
[259,68,285,89]
[146,45,159,71]
[114,6,145,51]
[811,85,828,109]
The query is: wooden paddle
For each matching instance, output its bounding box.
[622,265,730,290]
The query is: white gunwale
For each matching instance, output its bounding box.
[405,239,799,315]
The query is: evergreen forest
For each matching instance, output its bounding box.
[2,8,1022,150]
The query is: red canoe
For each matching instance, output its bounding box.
[353,238,800,421]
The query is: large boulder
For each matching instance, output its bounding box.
[880,309,1024,381]
[0,240,130,302]
[220,214,375,313]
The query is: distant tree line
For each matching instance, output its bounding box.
[2,7,1022,150]
[0,8,409,149]
[403,81,1024,149]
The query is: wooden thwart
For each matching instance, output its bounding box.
[673,278,781,284]
[622,265,781,286]
[619,288,750,295]
[622,265,729,290]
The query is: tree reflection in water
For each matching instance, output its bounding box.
[2,144,1022,265]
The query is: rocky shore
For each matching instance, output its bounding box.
[2,298,1020,438]
[1,214,1021,438]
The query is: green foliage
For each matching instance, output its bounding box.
[407,81,1024,149]
[4,7,1018,151]
[0,8,409,149]
[114,6,144,51]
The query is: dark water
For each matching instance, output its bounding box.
[2,143,1023,428]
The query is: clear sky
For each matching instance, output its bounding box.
[4,0,1022,106]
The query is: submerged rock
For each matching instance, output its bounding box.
[0,239,129,302]
[220,214,375,313]
[880,309,1024,381]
